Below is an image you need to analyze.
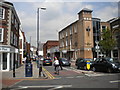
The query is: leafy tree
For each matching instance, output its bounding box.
[99,28,116,57]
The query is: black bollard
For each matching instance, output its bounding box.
[13,59,16,77]
[39,64,42,77]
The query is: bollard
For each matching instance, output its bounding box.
[86,61,90,70]
[13,59,16,77]
[13,67,15,77]
[39,64,42,77]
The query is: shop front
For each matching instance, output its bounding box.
[0,46,19,71]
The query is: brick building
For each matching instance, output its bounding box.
[59,8,119,61]
[109,17,120,61]
[0,1,21,71]
[43,40,59,58]
[59,8,94,60]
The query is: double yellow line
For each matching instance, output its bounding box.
[42,67,55,79]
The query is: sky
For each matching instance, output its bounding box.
[6,0,119,47]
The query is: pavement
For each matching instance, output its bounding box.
[1,60,77,89]
[1,61,47,89]
[71,60,76,68]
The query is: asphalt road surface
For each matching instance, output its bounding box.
[5,65,120,90]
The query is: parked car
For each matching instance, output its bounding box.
[59,58,71,66]
[92,57,120,73]
[75,58,94,70]
[43,59,52,66]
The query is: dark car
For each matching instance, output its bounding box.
[59,58,71,66]
[75,58,94,70]
[31,57,36,61]
[92,57,120,73]
[43,59,52,66]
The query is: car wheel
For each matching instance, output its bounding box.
[77,66,80,69]
[92,67,96,72]
[107,68,112,73]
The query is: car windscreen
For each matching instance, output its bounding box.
[106,58,119,63]
[84,59,93,62]
[44,59,51,61]
[61,58,68,62]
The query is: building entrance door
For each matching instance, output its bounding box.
[0,53,8,71]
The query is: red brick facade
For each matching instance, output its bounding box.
[43,41,59,58]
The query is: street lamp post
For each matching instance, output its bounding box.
[37,7,46,77]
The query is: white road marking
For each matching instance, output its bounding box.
[63,67,81,74]
[48,86,63,90]
[54,77,62,79]
[76,76,84,78]
[109,80,120,83]
[66,77,74,78]
[18,85,72,89]
[85,73,116,77]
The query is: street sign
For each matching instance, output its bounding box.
[86,61,90,70]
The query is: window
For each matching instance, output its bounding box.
[59,34,61,39]
[10,31,13,44]
[102,26,106,30]
[0,7,5,19]
[62,41,64,47]
[15,36,18,46]
[74,25,77,33]
[13,34,16,46]
[15,19,19,30]
[15,19,17,29]
[66,38,68,47]
[89,18,91,20]
[11,13,14,24]
[70,36,72,46]
[0,28,4,42]
[66,31,68,36]
[70,26,72,35]
[84,18,86,20]
[62,33,64,38]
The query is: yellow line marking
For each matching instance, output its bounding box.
[42,67,55,79]
[43,68,54,79]
[44,68,55,79]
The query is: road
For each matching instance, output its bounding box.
[5,64,120,90]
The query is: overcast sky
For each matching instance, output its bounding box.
[7,0,119,47]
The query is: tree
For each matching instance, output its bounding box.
[99,28,116,57]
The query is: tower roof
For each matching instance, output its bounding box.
[78,8,93,14]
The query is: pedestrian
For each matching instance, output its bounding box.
[53,57,59,74]
[58,58,63,70]
[22,57,26,63]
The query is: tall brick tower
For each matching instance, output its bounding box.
[77,8,93,59]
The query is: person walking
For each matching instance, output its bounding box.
[58,58,63,70]
[53,57,60,75]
